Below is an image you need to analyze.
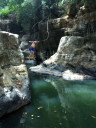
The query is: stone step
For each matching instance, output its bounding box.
[24,57,34,60]
[25,59,36,65]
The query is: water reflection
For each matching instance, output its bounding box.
[45,77,96,128]
[0,75,96,128]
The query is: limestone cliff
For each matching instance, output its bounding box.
[30,1,96,79]
[0,31,30,118]
[43,2,96,77]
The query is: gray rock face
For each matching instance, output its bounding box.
[44,34,96,77]
[20,35,36,66]
[0,31,24,66]
[30,3,96,79]
[29,65,94,80]
[34,18,65,61]
[0,31,31,118]
[0,19,22,34]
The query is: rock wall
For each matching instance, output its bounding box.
[39,1,96,77]
[0,19,22,34]
[20,20,65,64]
[0,31,30,118]
[28,18,64,62]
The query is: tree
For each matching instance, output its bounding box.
[0,0,7,8]
[0,0,91,34]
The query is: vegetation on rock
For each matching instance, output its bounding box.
[1,0,95,33]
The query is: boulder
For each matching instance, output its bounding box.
[29,3,96,79]
[39,35,96,77]
[0,31,30,118]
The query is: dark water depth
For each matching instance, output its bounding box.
[0,75,96,128]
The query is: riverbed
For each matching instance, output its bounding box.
[0,74,96,128]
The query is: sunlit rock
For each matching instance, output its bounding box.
[29,2,96,79]
[0,31,30,118]
[29,64,62,77]
[62,70,94,80]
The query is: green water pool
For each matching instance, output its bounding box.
[0,74,96,128]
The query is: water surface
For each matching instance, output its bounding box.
[0,75,96,128]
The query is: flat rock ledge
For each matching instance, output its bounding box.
[29,65,62,77]
[29,65,95,80]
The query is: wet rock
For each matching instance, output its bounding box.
[29,65,62,77]
[29,65,95,80]
[62,70,95,80]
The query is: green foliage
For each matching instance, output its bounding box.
[0,0,24,18]
[16,0,61,32]
[0,6,9,15]
[0,0,7,8]
[0,0,94,33]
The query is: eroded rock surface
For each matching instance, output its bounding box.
[20,34,36,66]
[30,2,96,80]
[0,31,30,118]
